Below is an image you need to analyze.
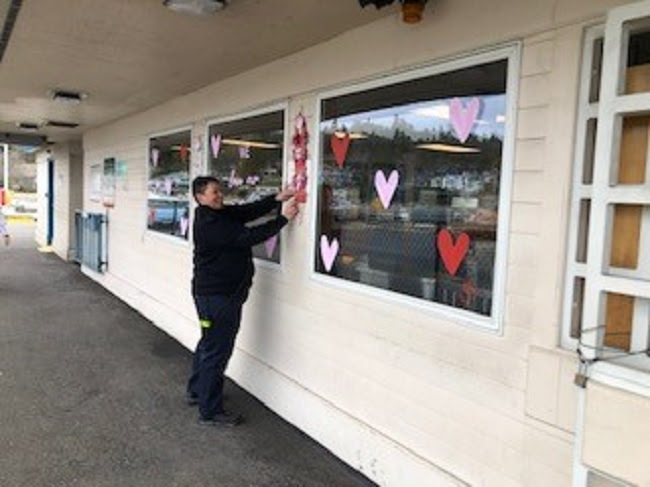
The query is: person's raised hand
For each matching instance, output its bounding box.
[276,186,297,202]
[282,199,299,221]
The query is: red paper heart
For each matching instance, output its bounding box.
[437,229,470,276]
[331,133,351,168]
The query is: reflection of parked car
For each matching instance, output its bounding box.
[147,198,188,229]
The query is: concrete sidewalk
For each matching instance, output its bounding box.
[0,224,376,487]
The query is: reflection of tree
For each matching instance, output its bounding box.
[150,148,188,178]
[321,125,503,208]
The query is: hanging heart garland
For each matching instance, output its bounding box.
[292,113,309,203]
[194,135,203,154]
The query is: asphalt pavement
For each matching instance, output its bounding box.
[0,222,376,487]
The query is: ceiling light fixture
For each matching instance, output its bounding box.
[333,131,368,140]
[16,122,41,131]
[416,143,480,153]
[45,120,80,129]
[221,139,280,149]
[359,0,429,24]
[163,0,226,16]
[49,89,88,104]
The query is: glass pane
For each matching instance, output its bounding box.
[317,60,508,317]
[607,204,648,279]
[576,199,591,263]
[570,277,585,339]
[604,292,633,351]
[208,110,284,263]
[588,37,603,103]
[623,26,650,95]
[147,130,191,239]
[582,118,597,185]
[616,114,648,185]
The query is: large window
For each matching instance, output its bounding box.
[208,109,285,263]
[147,129,191,240]
[315,58,511,319]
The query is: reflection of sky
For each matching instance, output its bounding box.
[322,95,506,140]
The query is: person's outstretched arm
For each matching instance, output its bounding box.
[228,188,296,223]
[206,199,298,248]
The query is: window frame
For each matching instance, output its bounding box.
[564,5,650,388]
[562,24,605,351]
[309,44,520,333]
[204,102,290,270]
[145,124,193,246]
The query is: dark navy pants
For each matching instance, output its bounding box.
[187,294,244,420]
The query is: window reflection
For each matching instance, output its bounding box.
[147,130,191,239]
[208,110,285,263]
[317,60,508,316]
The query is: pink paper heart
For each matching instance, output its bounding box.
[436,229,470,276]
[179,216,189,237]
[210,134,222,158]
[320,235,339,272]
[264,235,277,258]
[374,170,399,209]
[449,97,480,143]
[151,148,159,167]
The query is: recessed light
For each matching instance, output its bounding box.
[49,89,88,104]
[163,0,226,15]
[16,121,41,131]
[45,120,80,128]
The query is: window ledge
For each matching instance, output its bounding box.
[590,361,650,398]
[310,271,501,334]
[143,229,191,248]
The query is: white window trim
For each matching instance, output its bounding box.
[145,124,193,243]
[204,102,290,270]
[561,24,604,351]
[308,43,520,334]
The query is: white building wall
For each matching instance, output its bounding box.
[51,143,71,259]
[35,151,49,247]
[583,381,650,486]
[79,1,641,485]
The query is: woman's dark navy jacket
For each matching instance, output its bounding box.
[191,195,288,297]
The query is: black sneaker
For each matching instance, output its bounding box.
[185,392,199,406]
[198,411,243,427]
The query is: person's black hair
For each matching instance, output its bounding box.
[192,176,219,202]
